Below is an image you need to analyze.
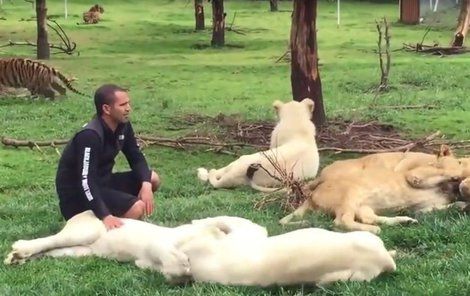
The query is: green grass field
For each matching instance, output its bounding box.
[1,0,470,295]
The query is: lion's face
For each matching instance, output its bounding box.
[459,177,470,201]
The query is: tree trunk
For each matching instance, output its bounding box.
[451,0,470,47]
[290,0,326,128]
[195,0,205,31]
[211,0,225,47]
[270,0,278,12]
[36,0,50,60]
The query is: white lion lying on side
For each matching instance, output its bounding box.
[4,210,395,286]
[179,226,396,286]
[197,98,320,192]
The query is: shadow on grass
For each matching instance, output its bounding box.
[0,96,49,106]
[190,43,245,50]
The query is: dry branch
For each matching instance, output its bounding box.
[336,104,438,116]
[419,27,432,46]
[403,43,470,55]
[0,20,78,55]
[375,17,391,93]
[46,19,77,55]
[253,153,307,212]
[226,12,246,35]
[376,104,437,110]
[1,135,265,152]
[2,137,68,148]
[137,135,265,150]
[0,39,76,55]
[275,49,290,63]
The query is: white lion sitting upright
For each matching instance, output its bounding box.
[197,98,320,192]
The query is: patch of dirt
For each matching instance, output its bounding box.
[316,119,414,152]
[170,113,440,154]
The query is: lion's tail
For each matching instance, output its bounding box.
[197,168,209,182]
[305,177,323,192]
[278,177,323,225]
[249,182,287,193]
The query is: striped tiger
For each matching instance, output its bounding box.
[0,57,86,99]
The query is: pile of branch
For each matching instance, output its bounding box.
[402,23,470,56]
[403,43,470,56]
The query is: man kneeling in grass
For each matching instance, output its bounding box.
[56,84,160,230]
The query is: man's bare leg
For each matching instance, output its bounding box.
[151,170,160,192]
[122,200,145,219]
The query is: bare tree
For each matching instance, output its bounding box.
[195,0,205,30]
[270,0,278,12]
[36,0,49,59]
[211,0,225,47]
[290,0,326,128]
[452,0,470,47]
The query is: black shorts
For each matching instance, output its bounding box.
[58,171,141,220]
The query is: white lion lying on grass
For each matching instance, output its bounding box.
[197,98,320,192]
[4,210,395,286]
[179,224,396,286]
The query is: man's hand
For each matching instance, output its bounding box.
[139,181,154,216]
[103,215,123,230]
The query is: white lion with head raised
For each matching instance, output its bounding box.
[197,98,320,192]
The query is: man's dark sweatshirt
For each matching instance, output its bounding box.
[56,117,151,219]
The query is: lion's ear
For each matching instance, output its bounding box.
[273,100,283,114]
[302,98,315,113]
[438,144,453,157]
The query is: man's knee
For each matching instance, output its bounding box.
[151,171,161,192]
[124,200,145,219]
